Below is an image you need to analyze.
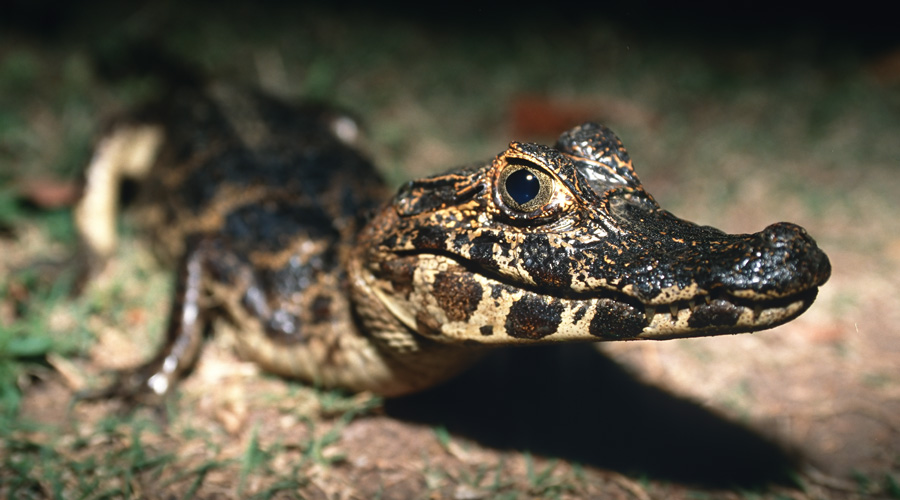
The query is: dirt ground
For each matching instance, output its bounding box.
[2,4,900,499]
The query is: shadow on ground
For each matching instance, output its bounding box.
[385,345,801,489]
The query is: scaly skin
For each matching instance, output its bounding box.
[75,86,830,400]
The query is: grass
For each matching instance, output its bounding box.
[0,374,381,498]
[1,416,173,498]
[0,259,84,416]
[2,3,899,499]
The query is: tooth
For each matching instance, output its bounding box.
[704,295,712,305]
[688,299,697,312]
[644,306,656,324]
[669,304,679,319]
[753,304,763,319]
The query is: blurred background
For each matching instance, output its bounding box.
[1,2,898,498]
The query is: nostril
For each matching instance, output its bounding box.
[759,222,817,251]
[759,222,831,286]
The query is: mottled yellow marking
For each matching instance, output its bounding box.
[75,124,164,258]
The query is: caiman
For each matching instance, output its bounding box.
[74,83,831,399]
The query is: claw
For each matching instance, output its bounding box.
[70,365,172,420]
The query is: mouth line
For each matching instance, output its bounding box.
[634,287,819,338]
[400,250,821,336]
[641,287,819,322]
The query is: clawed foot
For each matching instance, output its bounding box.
[71,365,175,419]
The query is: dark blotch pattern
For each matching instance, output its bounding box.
[380,258,416,299]
[432,271,482,322]
[267,250,333,301]
[588,299,645,340]
[224,202,338,255]
[505,296,564,340]
[519,234,574,289]
[570,303,589,325]
[311,295,332,323]
[393,168,482,217]
[467,233,506,267]
[412,225,447,250]
[688,299,742,328]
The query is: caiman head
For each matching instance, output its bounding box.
[358,123,831,344]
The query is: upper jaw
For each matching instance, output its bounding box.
[590,193,832,304]
[576,215,831,337]
[515,209,831,337]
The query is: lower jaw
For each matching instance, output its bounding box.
[636,289,817,340]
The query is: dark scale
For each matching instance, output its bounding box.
[505,296,566,340]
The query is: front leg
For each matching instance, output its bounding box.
[76,235,222,406]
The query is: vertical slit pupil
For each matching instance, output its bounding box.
[506,168,541,206]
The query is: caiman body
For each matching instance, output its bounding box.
[75,84,831,398]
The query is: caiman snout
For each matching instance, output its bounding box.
[730,222,832,299]
[626,220,831,338]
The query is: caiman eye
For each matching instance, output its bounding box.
[499,163,554,212]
